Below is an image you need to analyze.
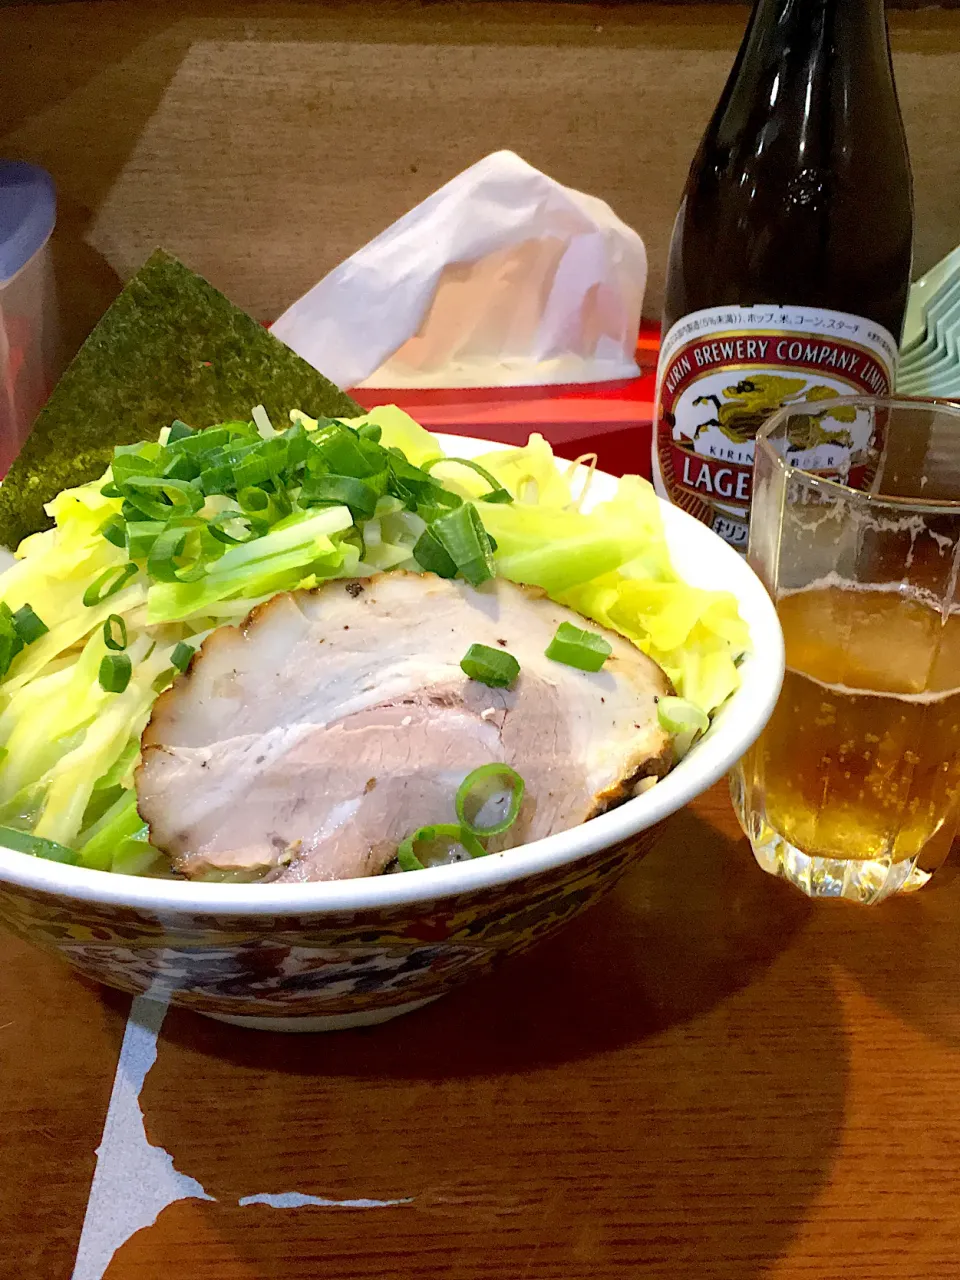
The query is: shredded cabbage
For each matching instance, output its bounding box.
[0,406,748,872]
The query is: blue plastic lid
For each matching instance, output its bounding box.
[0,160,56,284]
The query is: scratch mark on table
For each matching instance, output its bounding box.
[71,993,214,1280]
[238,1192,414,1209]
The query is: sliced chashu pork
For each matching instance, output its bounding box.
[137,572,673,882]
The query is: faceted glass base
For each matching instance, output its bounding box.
[730,774,932,905]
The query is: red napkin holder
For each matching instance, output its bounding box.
[346,325,659,480]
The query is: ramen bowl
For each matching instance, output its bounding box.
[0,438,784,1030]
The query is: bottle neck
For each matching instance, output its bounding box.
[721,0,894,126]
[665,0,912,339]
[744,0,890,54]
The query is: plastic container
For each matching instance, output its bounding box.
[0,161,57,475]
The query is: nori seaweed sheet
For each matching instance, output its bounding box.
[0,249,363,550]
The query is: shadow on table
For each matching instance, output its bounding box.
[115,811,849,1280]
[159,807,816,1074]
[823,850,960,1051]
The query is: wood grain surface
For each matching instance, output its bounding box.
[4,4,960,1276]
[0,936,129,1277]
[4,781,960,1279]
[1,0,960,354]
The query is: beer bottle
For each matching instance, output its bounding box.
[652,0,913,550]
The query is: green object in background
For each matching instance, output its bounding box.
[0,249,363,551]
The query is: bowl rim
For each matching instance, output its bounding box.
[0,434,784,916]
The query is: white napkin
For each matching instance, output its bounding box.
[271,151,647,390]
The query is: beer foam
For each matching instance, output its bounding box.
[787,666,960,704]
[781,573,952,617]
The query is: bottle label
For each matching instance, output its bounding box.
[651,304,898,550]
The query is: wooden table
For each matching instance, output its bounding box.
[5,780,960,1280]
[5,5,960,1274]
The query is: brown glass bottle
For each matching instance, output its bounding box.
[652,0,913,551]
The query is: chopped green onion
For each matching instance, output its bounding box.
[423,456,513,503]
[82,562,138,607]
[460,642,520,688]
[432,502,495,586]
[111,449,158,488]
[220,420,259,440]
[311,423,376,477]
[233,445,282,490]
[413,527,457,578]
[205,510,255,545]
[397,822,487,872]
[97,418,520,633]
[167,418,195,443]
[545,621,612,673]
[199,463,234,495]
[0,604,23,678]
[397,843,425,872]
[160,450,201,483]
[147,526,205,584]
[416,491,463,524]
[121,500,145,524]
[99,514,128,548]
[0,633,20,678]
[212,423,250,444]
[231,439,261,464]
[171,428,230,459]
[126,520,166,561]
[388,450,456,509]
[456,763,525,837]
[114,441,160,461]
[284,429,312,472]
[102,614,127,651]
[98,652,132,694]
[301,474,381,520]
[270,484,296,520]
[120,475,203,520]
[170,641,195,672]
[12,603,48,645]
[237,485,270,513]
[0,825,79,865]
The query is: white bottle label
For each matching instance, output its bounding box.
[651,304,898,550]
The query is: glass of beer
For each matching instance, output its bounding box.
[732,397,960,904]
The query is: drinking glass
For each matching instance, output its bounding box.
[731,396,960,903]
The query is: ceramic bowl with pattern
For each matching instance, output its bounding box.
[0,437,784,1031]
